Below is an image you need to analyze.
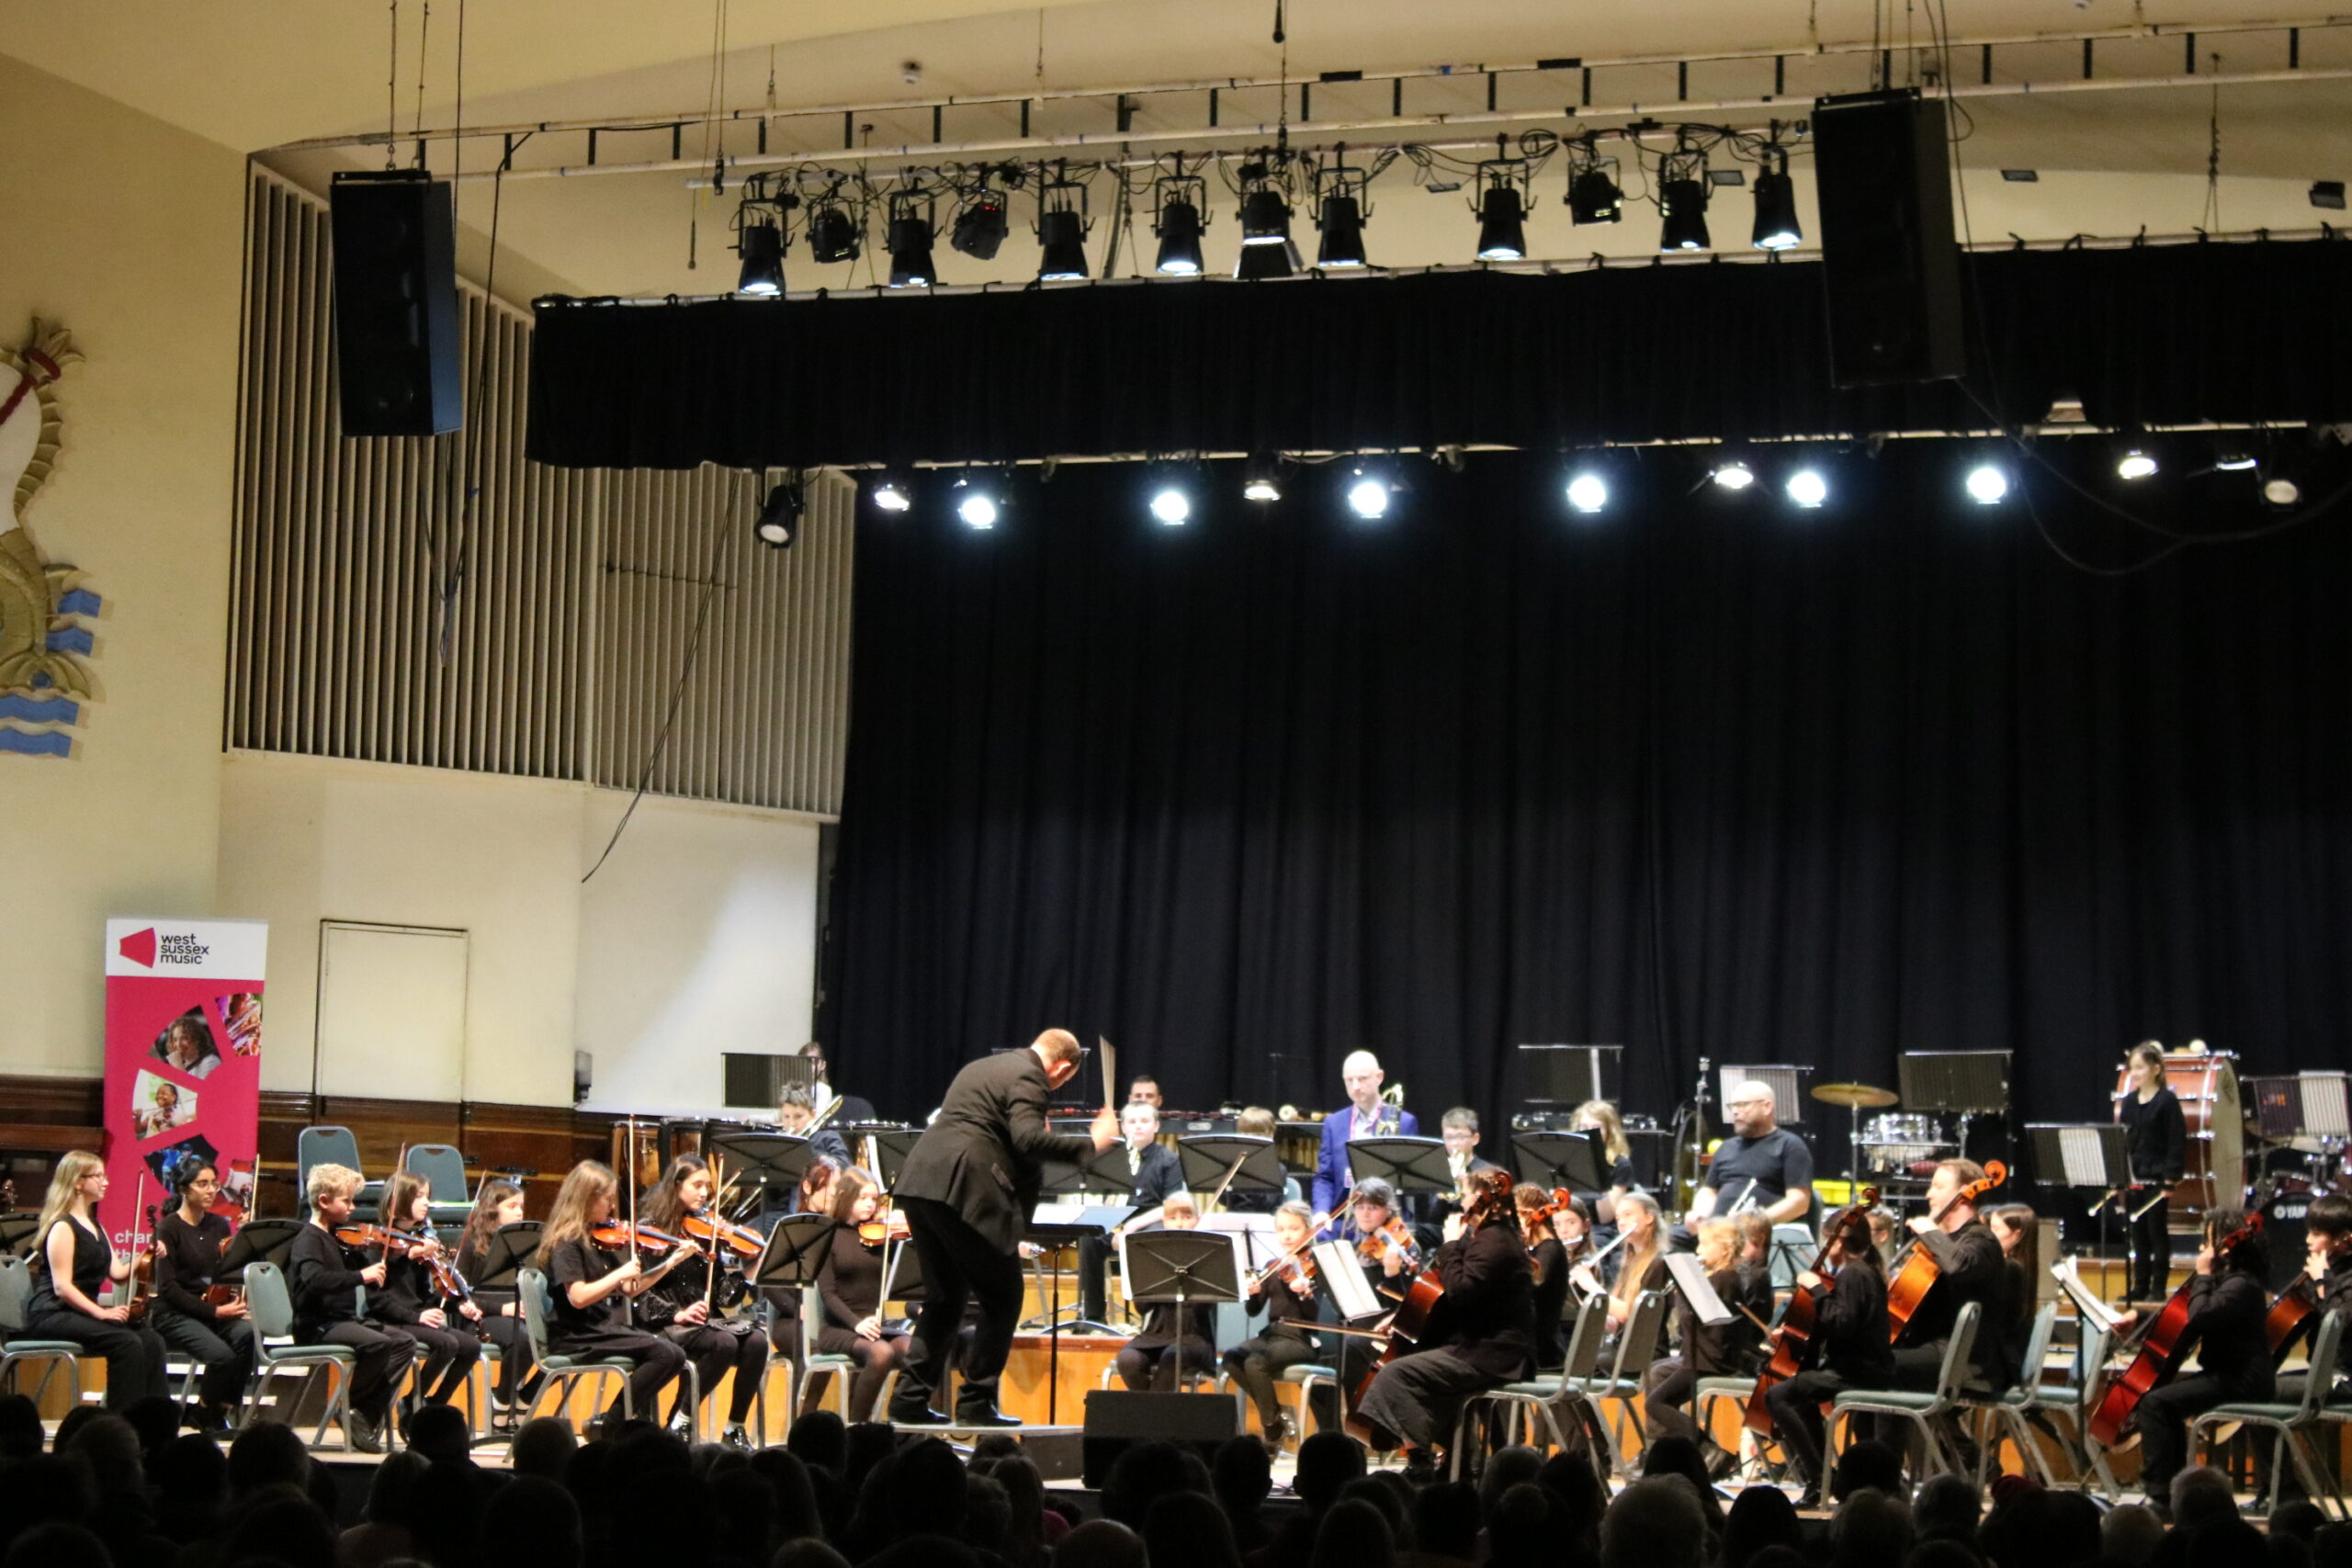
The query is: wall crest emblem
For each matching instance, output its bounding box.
[1,318,102,758]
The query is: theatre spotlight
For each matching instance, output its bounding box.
[1242,454,1283,503]
[1345,467,1393,519]
[886,193,938,288]
[950,172,1012,260]
[1473,147,1531,260]
[2116,448,2158,480]
[1314,160,1372,269]
[1240,184,1295,247]
[1659,142,1711,252]
[953,474,1000,529]
[1566,140,1623,226]
[807,195,862,265]
[753,478,804,549]
[735,218,786,297]
[2263,474,2303,508]
[1750,149,1802,251]
[1785,467,1829,508]
[1710,459,1757,491]
[1152,173,1208,276]
[1148,476,1192,525]
[2212,450,2258,471]
[1964,462,2009,505]
[1236,238,1298,279]
[1566,470,1609,513]
[869,472,913,513]
[1035,169,1093,281]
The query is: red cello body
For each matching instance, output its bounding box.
[2086,1211,2263,1448]
[1883,1160,2007,1344]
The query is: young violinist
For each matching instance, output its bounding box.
[1351,1168,1535,1475]
[287,1163,414,1452]
[533,1159,692,1432]
[2119,1042,2188,1302]
[808,1167,921,1421]
[2114,1206,2273,1511]
[1519,1187,1575,1372]
[1761,1201,1894,1507]
[1643,1219,1763,1473]
[373,1171,484,1416]
[1330,1179,1417,1404]
[638,1155,772,1448]
[149,1159,254,1431]
[454,1178,541,1428]
[1226,1200,1323,1444]
[23,1151,168,1409]
[1890,1158,2014,1393]
[1114,1190,1220,1391]
[1576,1189,1668,1342]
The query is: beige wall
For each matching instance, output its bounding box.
[0,53,246,1075]
[217,750,821,1111]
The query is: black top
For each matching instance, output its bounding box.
[370,1227,448,1324]
[1131,1298,1217,1349]
[546,1235,631,1342]
[894,1051,1098,1253]
[1121,1143,1185,1208]
[1812,1261,1895,1385]
[1900,1219,2012,1387]
[153,1210,234,1321]
[1528,1237,1571,1367]
[2320,1253,2352,1319]
[1430,1220,1537,1380]
[1706,1129,1815,1222]
[818,1226,888,1327]
[1244,1265,1319,1338]
[287,1224,369,1337]
[1676,1263,1768,1378]
[28,1216,111,1317]
[2176,1269,2273,1393]
[2118,1088,2188,1186]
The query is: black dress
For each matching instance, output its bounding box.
[25,1215,167,1408]
[811,1226,919,1421]
[1352,1220,1536,1452]
[151,1209,255,1410]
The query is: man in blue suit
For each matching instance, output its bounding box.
[1312,1049,1420,1226]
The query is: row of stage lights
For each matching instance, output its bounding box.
[730,130,1801,297]
[798,440,2305,543]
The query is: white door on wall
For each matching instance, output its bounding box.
[314,921,469,1101]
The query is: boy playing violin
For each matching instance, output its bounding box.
[287,1164,415,1453]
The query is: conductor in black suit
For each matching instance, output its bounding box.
[889,1029,1117,1426]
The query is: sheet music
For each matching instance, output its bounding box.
[2307,1074,2351,1141]
[1663,1252,1736,1326]
[1197,1213,1281,1266]
[2057,1127,2110,1189]
[1312,1239,1384,1321]
[2052,1255,2124,1334]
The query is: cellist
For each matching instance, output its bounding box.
[2112,1206,2272,1516]
[2275,1192,2352,1410]
[1761,1201,1892,1508]
[1890,1159,2014,1393]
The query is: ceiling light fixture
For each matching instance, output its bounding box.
[1566,471,1609,513]
[2116,448,2159,480]
[1750,147,1802,251]
[1964,462,2009,505]
[1710,459,1756,491]
[806,189,861,265]
[886,192,938,288]
[1314,156,1372,269]
[1473,141,1531,261]
[870,472,913,513]
[753,477,804,548]
[953,474,1000,530]
[1242,454,1283,503]
[950,170,1012,260]
[1785,468,1829,508]
[1035,165,1092,281]
[735,219,786,297]
[1566,139,1623,226]
[1659,141,1712,252]
[1152,170,1209,276]
[1345,467,1392,519]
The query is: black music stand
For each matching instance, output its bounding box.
[1175,1136,1286,1206]
[214,1218,305,1281]
[869,1130,923,1190]
[1026,1215,1113,1426]
[2028,1123,2135,1282]
[1346,1137,1455,1199]
[704,1129,821,1214]
[752,1213,837,1292]
[0,1211,39,1260]
[1084,1145,1160,1200]
[469,1222,545,1291]
[1899,1051,2012,1113]
[1120,1229,1241,1389]
[1510,1130,1610,1196]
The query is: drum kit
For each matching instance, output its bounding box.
[1811,1080,1962,1192]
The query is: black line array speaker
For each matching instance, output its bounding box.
[1812,88,1965,388]
[329,169,462,436]
[1081,1390,1239,1487]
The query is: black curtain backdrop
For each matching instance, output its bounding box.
[529,238,2352,469]
[820,448,2352,1149]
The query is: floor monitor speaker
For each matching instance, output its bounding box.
[1812,88,1965,388]
[329,169,462,436]
[1080,1390,1239,1488]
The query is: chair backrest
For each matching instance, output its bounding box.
[1935,1301,1983,1404]
[1605,1291,1669,1386]
[403,1144,469,1206]
[2072,1319,2111,1411]
[243,1260,296,1338]
[797,1285,824,1361]
[517,1267,555,1362]
[2015,1303,2058,1394]
[296,1126,363,1195]
[0,1255,31,1334]
[1560,1295,1610,1386]
[2290,1312,2343,1418]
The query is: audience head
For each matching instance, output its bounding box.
[1831,1440,1906,1503]
[228,1421,311,1500]
[362,1449,429,1525]
[1144,1490,1242,1568]
[1602,1476,1711,1568]
[0,1523,110,1568]
[2169,1467,2237,1531]
[0,1455,96,1539]
[745,1448,822,1545]
[1294,1431,1367,1516]
[1723,1485,1805,1568]
[403,1402,472,1466]
[1643,1435,1720,1516]
[1913,1473,1981,1543]
[1476,1445,1544,1520]
[0,1397,40,1463]
[785,1410,847,1474]
[1310,1497,1396,1568]
[224,1490,338,1568]
[60,1414,142,1499]
[1485,1483,1555,1568]
[2101,1504,2166,1566]
[483,1475,584,1568]
[1413,1482,1480,1563]
[882,1438,968,1542]
[1057,1519,1148,1568]
[511,1416,579,1483]
[2274,1504,2329,1548]
[1212,1435,1271,1515]
[1830,1489,1915,1568]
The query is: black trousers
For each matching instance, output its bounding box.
[480,1312,538,1403]
[311,1319,416,1424]
[401,1320,483,1405]
[25,1311,168,1408]
[1225,1331,1317,1429]
[151,1306,255,1408]
[549,1326,686,1424]
[664,1321,770,1424]
[812,1324,918,1421]
[899,1196,1025,1416]
[1762,1367,1857,1488]
[1643,1358,1704,1450]
[1352,1346,1507,1453]
[2136,1369,2271,1501]
[1114,1335,1215,1392]
[2129,1193,2172,1301]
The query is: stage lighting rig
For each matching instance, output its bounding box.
[1035,165,1093,281]
[1152,169,1209,276]
[869,472,913,513]
[1148,466,1194,525]
[753,476,805,549]
[887,190,939,288]
[953,473,1001,529]
[1313,153,1372,268]
[731,176,799,297]
[1345,465,1394,519]
[1659,140,1712,252]
[2116,447,2158,480]
[1964,461,2009,505]
[806,184,862,265]
[950,166,1017,260]
[1566,139,1623,226]
[1785,467,1828,508]
[1566,469,1609,513]
[1750,145,1801,251]
[1473,143,1532,261]
[1242,454,1284,503]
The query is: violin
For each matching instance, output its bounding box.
[1883,1159,2007,1343]
[855,1210,911,1250]
[681,1209,764,1260]
[1356,1216,1421,1270]
[1745,1188,1879,1436]
[586,1221,687,1254]
[2087,1210,2265,1448]
[125,1195,159,1325]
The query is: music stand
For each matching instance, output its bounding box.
[1345,1137,1456,1199]
[1026,1215,1114,1426]
[1510,1130,1610,1195]
[704,1129,822,1214]
[1119,1228,1241,1386]
[869,1129,923,1189]
[2027,1123,2136,1287]
[469,1222,545,1291]
[1174,1135,1285,1204]
[1517,1044,1623,1107]
[752,1213,838,1291]
[1899,1051,2012,1113]
[1084,1145,1161,1199]
[214,1218,306,1281]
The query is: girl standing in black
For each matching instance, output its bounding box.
[534,1161,691,1430]
[24,1151,167,1408]
[1761,1203,1894,1506]
[149,1160,254,1429]
[809,1167,922,1422]
[2118,1043,2188,1302]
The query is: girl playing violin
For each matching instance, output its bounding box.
[455,1178,541,1429]
[532,1160,691,1434]
[1761,1201,1893,1507]
[639,1155,772,1448]
[374,1171,484,1417]
[1114,1191,1219,1392]
[287,1163,413,1452]
[1225,1199,1323,1445]
[150,1159,254,1432]
[2113,1207,2273,1513]
[809,1167,921,1421]
[23,1151,168,1410]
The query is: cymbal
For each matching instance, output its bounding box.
[1811,1081,1898,1110]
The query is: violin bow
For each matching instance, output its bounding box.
[1201,1151,1250,1215]
[704,1154,729,1313]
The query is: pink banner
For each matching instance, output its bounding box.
[100,919,267,1252]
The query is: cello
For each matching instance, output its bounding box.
[1345,1171,1515,1442]
[1883,1159,2007,1343]
[2086,1209,2264,1448]
[1744,1189,1879,1436]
